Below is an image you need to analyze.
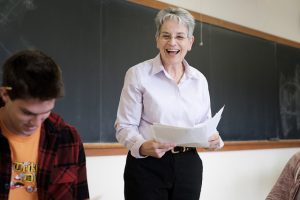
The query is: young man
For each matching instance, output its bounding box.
[0,49,89,200]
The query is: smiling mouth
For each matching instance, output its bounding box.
[166,49,180,55]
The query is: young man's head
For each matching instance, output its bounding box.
[0,49,64,136]
[2,49,64,100]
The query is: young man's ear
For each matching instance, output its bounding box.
[0,87,11,103]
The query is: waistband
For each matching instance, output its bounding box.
[171,146,196,154]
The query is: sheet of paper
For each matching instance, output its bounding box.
[152,106,225,148]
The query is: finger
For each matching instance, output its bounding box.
[157,151,166,158]
[208,134,219,142]
[152,147,170,158]
[209,140,220,149]
[159,145,174,153]
[157,142,176,150]
[210,138,219,144]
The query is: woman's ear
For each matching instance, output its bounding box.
[188,36,194,51]
[156,36,159,49]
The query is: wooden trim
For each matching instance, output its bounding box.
[84,143,128,157]
[128,0,300,49]
[84,140,300,156]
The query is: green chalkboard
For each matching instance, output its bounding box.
[0,0,299,142]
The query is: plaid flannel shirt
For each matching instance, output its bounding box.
[0,112,89,200]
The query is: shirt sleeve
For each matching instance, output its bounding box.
[266,153,299,200]
[115,67,146,158]
[76,140,90,199]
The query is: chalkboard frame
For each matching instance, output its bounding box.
[84,0,300,155]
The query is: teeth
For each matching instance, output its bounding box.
[166,49,180,54]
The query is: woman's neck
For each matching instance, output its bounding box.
[164,63,185,84]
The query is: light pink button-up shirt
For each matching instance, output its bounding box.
[115,54,222,158]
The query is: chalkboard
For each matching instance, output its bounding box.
[0,0,299,142]
[277,44,300,139]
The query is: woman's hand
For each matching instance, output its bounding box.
[139,140,176,158]
[208,132,221,150]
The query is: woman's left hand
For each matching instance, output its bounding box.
[208,132,221,150]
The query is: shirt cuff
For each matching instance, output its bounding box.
[130,139,147,158]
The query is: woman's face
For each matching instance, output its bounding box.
[156,19,194,67]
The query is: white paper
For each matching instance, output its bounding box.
[152,106,225,148]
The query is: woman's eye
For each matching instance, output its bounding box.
[176,36,185,40]
[162,35,170,39]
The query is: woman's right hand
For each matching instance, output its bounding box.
[139,140,176,158]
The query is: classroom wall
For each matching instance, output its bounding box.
[158,0,300,43]
[85,1,300,200]
[86,148,300,200]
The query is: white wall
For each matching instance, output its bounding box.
[158,0,300,43]
[86,148,300,200]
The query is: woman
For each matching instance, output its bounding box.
[115,7,224,200]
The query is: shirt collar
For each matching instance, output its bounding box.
[151,54,200,80]
[183,59,200,80]
[150,54,164,75]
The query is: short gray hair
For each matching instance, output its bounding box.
[155,7,195,38]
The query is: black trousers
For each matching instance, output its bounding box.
[124,149,203,200]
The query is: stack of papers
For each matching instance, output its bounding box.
[152,106,224,148]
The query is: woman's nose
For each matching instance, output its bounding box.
[168,37,176,45]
